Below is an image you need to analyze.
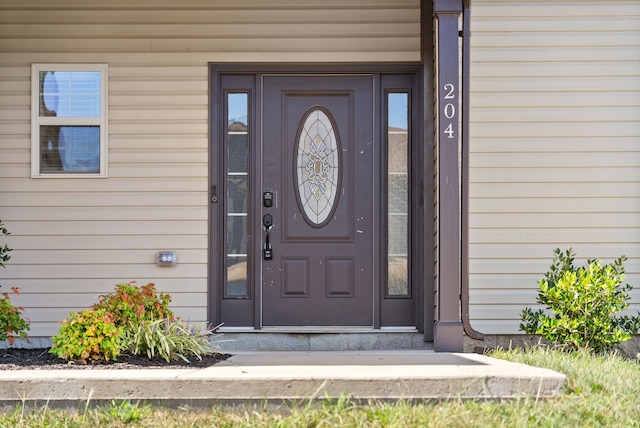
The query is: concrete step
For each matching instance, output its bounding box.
[0,351,566,406]
[216,331,433,352]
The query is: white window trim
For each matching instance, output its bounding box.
[31,63,108,178]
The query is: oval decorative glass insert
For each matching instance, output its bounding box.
[295,107,341,227]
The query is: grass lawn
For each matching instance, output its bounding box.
[0,347,638,427]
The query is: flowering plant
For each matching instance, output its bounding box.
[0,220,29,345]
[0,286,30,345]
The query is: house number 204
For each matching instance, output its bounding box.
[442,83,456,139]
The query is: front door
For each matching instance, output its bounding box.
[261,75,375,326]
[213,67,423,331]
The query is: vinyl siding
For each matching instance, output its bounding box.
[468,0,640,333]
[0,0,420,337]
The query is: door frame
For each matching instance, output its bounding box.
[208,63,431,332]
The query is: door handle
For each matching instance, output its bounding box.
[263,214,273,260]
[263,214,273,228]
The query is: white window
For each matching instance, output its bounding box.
[31,64,108,177]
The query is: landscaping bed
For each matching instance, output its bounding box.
[0,347,229,370]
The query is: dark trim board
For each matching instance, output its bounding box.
[433,0,465,351]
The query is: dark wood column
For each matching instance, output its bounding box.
[433,0,464,352]
[421,0,435,342]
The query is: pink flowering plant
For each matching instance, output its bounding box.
[92,281,174,326]
[0,220,30,345]
[0,286,30,345]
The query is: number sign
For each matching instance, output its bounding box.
[442,83,456,139]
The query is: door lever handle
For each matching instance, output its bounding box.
[263,214,273,260]
[263,214,273,229]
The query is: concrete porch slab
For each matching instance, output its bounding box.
[0,351,566,406]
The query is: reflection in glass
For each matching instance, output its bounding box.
[387,93,409,296]
[388,214,408,255]
[228,132,248,173]
[39,126,100,173]
[226,93,249,297]
[226,256,248,297]
[227,93,248,126]
[39,71,101,117]
[388,174,408,213]
[227,215,247,255]
[227,175,247,214]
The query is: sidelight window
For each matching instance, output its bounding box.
[225,92,250,297]
[386,92,410,297]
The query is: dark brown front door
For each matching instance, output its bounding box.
[261,75,375,326]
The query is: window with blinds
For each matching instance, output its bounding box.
[31,64,108,177]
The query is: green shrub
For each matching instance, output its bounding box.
[0,286,30,345]
[123,318,219,362]
[0,220,11,269]
[520,248,640,353]
[93,281,174,327]
[50,309,123,363]
[51,282,220,364]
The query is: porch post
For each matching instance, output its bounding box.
[433,0,464,352]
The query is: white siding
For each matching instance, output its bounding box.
[0,0,420,337]
[468,0,640,333]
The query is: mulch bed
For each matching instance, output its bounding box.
[0,348,230,370]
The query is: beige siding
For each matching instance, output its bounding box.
[0,0,420,337]
[469,0,640,333]
[0,0,420,61]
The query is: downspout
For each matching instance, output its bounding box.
[460,0,485,340]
